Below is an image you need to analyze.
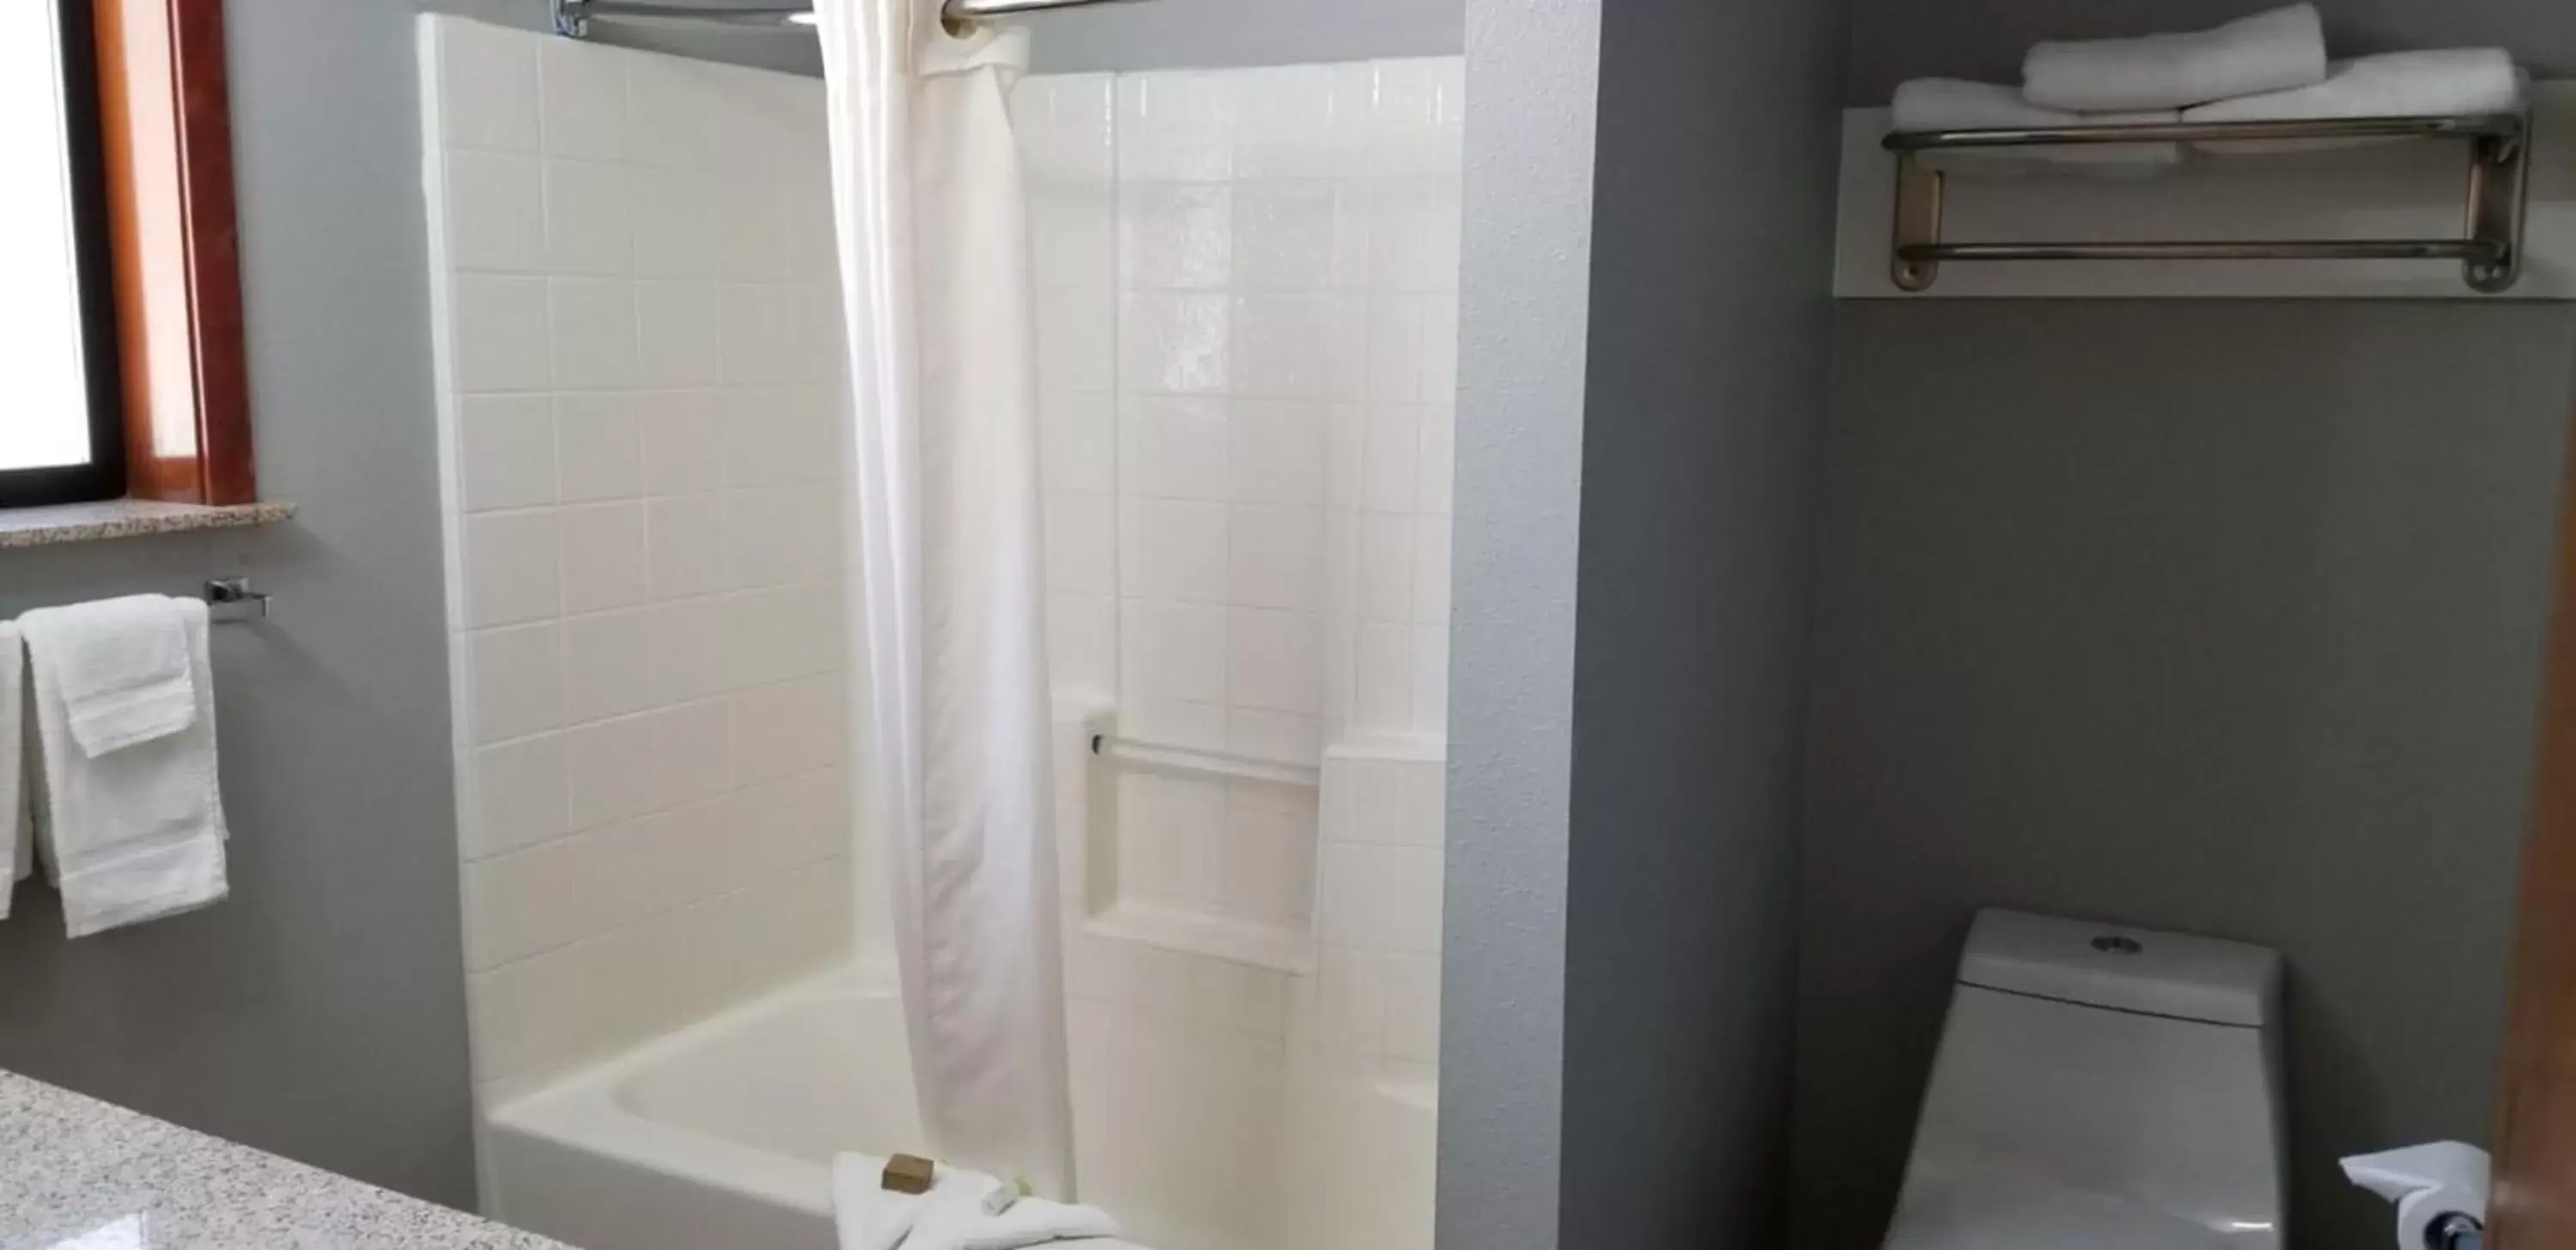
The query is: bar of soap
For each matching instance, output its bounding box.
[883,1154,936,1195]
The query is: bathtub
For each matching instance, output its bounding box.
[484,968,1437,1250]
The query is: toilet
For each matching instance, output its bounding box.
[1883,909,2288,1250]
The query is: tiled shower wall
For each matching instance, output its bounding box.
[419,17,854,1101]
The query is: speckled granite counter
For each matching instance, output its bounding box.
[0,1071,568,1248]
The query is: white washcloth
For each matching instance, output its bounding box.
[22,598,228,937]
[2024,3,2328,112]
[1893,79,2181,178]
[0,623,24,922]
[833,1155,1123,1250]
[16,594,199,757]
[2183,51,2526,153]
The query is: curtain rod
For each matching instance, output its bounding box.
[550,0,1143,37]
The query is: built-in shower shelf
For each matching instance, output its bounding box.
[1085,902,1314,974]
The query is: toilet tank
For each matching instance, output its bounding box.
[1886,910,2287,1250]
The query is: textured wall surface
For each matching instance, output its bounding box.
[1024,0,1461,75]
[0,0,477,1209]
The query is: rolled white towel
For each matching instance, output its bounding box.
[2024,3,2328,112]
[1893,79,2180,179]
[2182,51,2526,153]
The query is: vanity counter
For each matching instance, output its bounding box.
[0,1070,568,1248]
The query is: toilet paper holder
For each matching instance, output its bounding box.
[2428,1212,2482,1250]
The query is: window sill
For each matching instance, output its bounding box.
[0,498,296,550]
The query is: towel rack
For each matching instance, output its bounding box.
[1884,112,2531,294]
[204,578,271,623]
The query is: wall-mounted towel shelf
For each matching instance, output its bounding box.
[1884,112,2530,294]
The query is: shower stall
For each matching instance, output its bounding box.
[416,7,1459,1247]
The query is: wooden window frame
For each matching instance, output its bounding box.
[92,0,255,506]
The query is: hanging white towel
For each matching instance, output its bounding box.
[2182,51,2526,153]
[832,1155,1125,1250]
[2023,3,2328,112]
[1893,80,2181,177]
[19,594,199,758]
[20,597,228,937]
[0,622,25,922]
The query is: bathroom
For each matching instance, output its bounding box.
[0,0,2572,1248]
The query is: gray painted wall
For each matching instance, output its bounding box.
[1846,0,2576,102]
[1558,0,1844,1243]
[1022,0,1461,73]
[1795,302,2573,1250]
[0,0,477,1209]
[1435,0,1597,1246]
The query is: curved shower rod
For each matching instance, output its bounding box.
[550,0,1145,38]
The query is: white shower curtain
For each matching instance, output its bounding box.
[813,0,1075,1198]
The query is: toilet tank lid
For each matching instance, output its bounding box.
[1958,910,2282,1028]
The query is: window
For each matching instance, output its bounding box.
[0,0,125,508]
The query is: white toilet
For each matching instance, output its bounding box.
[1883,910,2288,1250]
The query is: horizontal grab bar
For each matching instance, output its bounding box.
[1902,239,2506,264]
[1885,112,2525,152]
[1089,735,1321,789]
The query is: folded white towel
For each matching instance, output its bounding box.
[1893,79,2181,178]
[22,598,228,937]
[16,594,199,758]
[0,623,24,922]
[833,1154,1123,1250]
[2024,3,2328,112]
[2182,51,2526,153]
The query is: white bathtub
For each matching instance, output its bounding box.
[483,968,1436,1250]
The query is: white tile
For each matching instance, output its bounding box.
[1039,288,1116,394]
[1118,294,1230,396]
[1031,185,1115,292]
[739,767,850,874]
[1364,404,1422,513]
[722,386,839,489]
[725,486,837,589]
[1420,297,1461,400]
[1045,493,1119,597]
[1316,841,1388,949]
[1222,801,1314,925]
[1121,397,1228,501]
[435,19,539,155]
[443,151,544,273]
[1324,403,1367,510]
[635,282,724,387]
[1416,404,1455,515]
[649,596,738,705]
[720,283,819,385]
[730,676,845,784]
[1118,773,1223,905]
[1413,622,1451,736]
[629,169,722,280]
[1353,621,1413,731]
[1233,294,1352,401]
[1018,74,1115,185]
[1116,72,1236,182]
[458,394,556,513]
[625,54,722,171]
[1323,755,1447,849]
[463,511,560,629]
[1040,391,1115,495]
[558,502,652,615]
[548,278,638,389]
[732,582,841,686]
[1120,600,1225,704]
[539,38,627,161]
[1188,958,1292,1037]
[1324,63,1380,177]
[1227,607,1321,715]
[1228,401,1327,506]
[542,158,631,276]
[571,817,665,936]
[1048,592,1118,701]
[1225,708,1322,766]
[1122,699,1227,754]
[1370,61,1462,179]
[1413,517,1452,625]
[462,838,587,970]
[469,945,586,1083]
[647,699,734,808]
[463,734,569,860]
[563,713,659,830]
[1367,295,1427,404]
[562,609,659,724]
[1382,845,1444,953]
[1370,178,1464,294]
[638,798,739,908]
[555,392,644,502]
[1230,506,1323,611]
[1358,513,1415,623]
[1315,947,1389,1056]
[1233,65,1341,180]
[465,624,564,744]
[451,275,553,392]
[1120,184,1231,291]
[1382,953,1442,1064]
[1232,180,1342,291]
[646,495,727,600]
[640,390,726,495]
[1121,498,1227,603]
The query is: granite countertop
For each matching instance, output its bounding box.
[0,1071,569,1249]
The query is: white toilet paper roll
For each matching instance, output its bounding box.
[2342,1142,2489,1250]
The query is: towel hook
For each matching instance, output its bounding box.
[204,578,272,623]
